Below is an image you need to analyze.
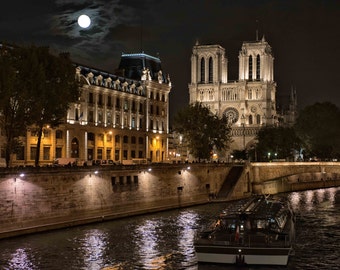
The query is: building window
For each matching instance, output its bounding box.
[116,98,120,109]
[115,135,120,144]
[132,117,135,128]
[111,176,116,186]
[124,100,128,111]
[257,114,261,124]
[200,57,205,83]
[208,57,213,83]
[106,148,112,160]
[56,130,63,139]
[131,136,136,144]
[131,150,136,158]
[116,114,120,126]
[43,147,50,160]
[107,96,112,107]
[98,133,104,141]
[56,147,62,158]
[89,92,94,104]
[115,150,119,161]
[123,135,128,143]
[139,103,143,113]
[30,147,37,160]
[138,137,144,144]
[88,132,95,141]
[107,134,112,142]
[138,151,143,158]
[256,54,260,80]
[107,112,112,125]
[97,148,103,159]
[98,111,103,124]
[249,115,253,125]
[248,55,253,80]
[98,94,103,106]
[88,111,94,123]
[248,89,252,100]
[123,150,128,159]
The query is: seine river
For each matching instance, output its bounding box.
[0,187,339,270]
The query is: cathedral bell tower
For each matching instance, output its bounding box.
[238,36,274,82]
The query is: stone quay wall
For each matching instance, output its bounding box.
[0,163,231,239]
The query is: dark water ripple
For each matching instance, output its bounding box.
[0,187,339,270]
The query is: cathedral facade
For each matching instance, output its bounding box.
[188,37,295,159]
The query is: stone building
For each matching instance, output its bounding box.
[188,36,296,159]
[2,52,171,167]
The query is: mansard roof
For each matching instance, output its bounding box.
[116,52,168,83]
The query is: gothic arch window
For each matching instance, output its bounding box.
[248,89,252,100]
[199,90,204,101]
[208,57,213,83]
[200,57,205,83]
[256,54,260,80]
[256,114,261,124]
[249,115,253,125]
[248,55,253,80]
[256,89,260,99]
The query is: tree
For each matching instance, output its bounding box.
[18,46,80,166]
[255,126,302,161]
[294,102,340,160]
[0,44,80,167]
[173,102,232,161]
[0,44,29,167]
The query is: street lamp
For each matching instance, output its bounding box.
[268,152,271,161]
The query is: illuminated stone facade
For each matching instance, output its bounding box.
[188,37,296,157]
[3,53,171,167]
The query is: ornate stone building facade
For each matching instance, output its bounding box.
[188,37,296,158]
[2,53,171,167]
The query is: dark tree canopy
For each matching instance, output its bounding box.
[173,102,232,160]
[255,126,302,161]
[0,44,80,167]
[294,102,340,159]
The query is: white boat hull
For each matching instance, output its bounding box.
[195,245,291,265]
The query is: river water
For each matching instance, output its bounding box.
[0,187,339,270]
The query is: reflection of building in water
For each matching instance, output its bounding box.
[188,36,297,158]
[4,52,171,167]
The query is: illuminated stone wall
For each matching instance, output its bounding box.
[0,164,231,238]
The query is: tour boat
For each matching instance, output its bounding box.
[194,195,295,266]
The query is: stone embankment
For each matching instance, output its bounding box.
[0,163,230,239]
[1,162,340,239]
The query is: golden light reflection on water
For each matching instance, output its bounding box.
[288,187,337,213]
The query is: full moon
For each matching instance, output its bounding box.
[77,14,91,28]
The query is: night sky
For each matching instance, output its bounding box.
[1,0,339,123]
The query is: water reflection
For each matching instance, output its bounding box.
[134,219,161,269]
[9,248,34,270]
[78,229,108,270]
[0,187,339,270]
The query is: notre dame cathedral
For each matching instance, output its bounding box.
[188,36,297,158]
